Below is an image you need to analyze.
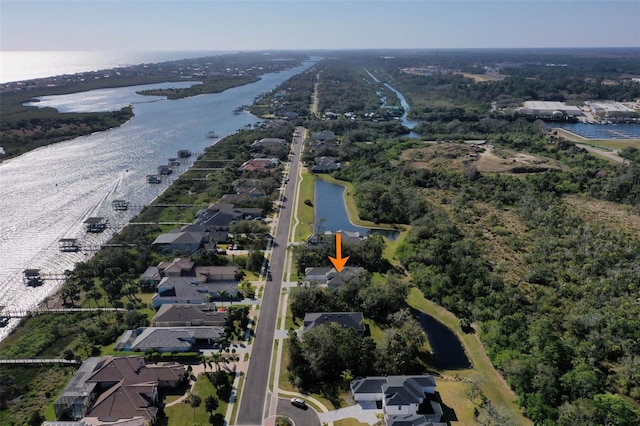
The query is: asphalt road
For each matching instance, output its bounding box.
[277,398,321,426]
[236,127,304,425]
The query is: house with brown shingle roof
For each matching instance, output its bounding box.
[54,356,184,423]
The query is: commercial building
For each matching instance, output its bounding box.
[521,101,582,120]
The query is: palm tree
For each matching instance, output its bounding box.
[210,351,224,372]
[340,369,353,388]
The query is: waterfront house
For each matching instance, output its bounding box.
[54,356,184,422]
[113,326,225,352]
[151,231,207,255]
[152,303,228,327]
[239,157,280,173]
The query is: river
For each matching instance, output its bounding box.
[363,68,420,138]
[0,59,317,340]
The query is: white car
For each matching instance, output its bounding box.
[290,397,306,408]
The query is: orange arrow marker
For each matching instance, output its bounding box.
[329,233,349,272]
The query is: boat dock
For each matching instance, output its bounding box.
[112,199,129,211]
[83,217,109,233]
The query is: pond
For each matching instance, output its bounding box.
[418,313,471,370]
[313,178,400,241]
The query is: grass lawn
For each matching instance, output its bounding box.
[406,288,531,425]
[294,170,315,242]
[436,379,478,424]
[334,419,372,426]
[163,373,229,426]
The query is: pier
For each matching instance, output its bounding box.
[111,199,129,211]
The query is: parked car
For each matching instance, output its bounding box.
[291,397,307,408]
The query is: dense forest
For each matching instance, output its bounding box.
[299,52,640,424]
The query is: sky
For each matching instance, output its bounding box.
[1,0,639,51]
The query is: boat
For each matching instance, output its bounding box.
[147,175,162,184]
[206,131,219,138]
[177,149,192,158]
[168,158,181,166]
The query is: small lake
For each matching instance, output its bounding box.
[549,122,640,140]
[418,313,471,370]
[314,179,400,241]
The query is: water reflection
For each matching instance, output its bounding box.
[418,313,471,370]
[314,178,400,241]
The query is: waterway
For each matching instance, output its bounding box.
[0,59,318,340]
[314,179,400,241]
[363,68,420,138]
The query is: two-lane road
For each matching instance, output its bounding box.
[236,127,305,425]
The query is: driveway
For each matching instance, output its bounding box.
[317,403,382,425]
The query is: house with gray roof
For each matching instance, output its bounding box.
[302,312,365,335]
[305,266,366,290]
[152,275,240,308]
[151,231,207,255]
[152,303,228,327]
[195,202,263,230]
[350,376,444,426]
[310,156,342,173]
[54,356,183,423]
[114,326,225,352]
[307,230,368,245]
[313,130,336,141]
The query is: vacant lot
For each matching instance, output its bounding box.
[401,143,566,174]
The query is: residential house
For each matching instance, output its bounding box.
[310,156,342,173]
[151,270,240,308]
[158,257,195,277]
[114,326,225,352]
[312,129,336,141]
[54,356,183,423]
[350,376,445,426]
[194,203,263,230]
[239,158,280,173]
[152,303,228,327]
[307,230,368,246]
[251,137,286,150]
[302,312,365,335]
[179,223,229,244]
[304,266,366,290]
[151,231,207,255]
